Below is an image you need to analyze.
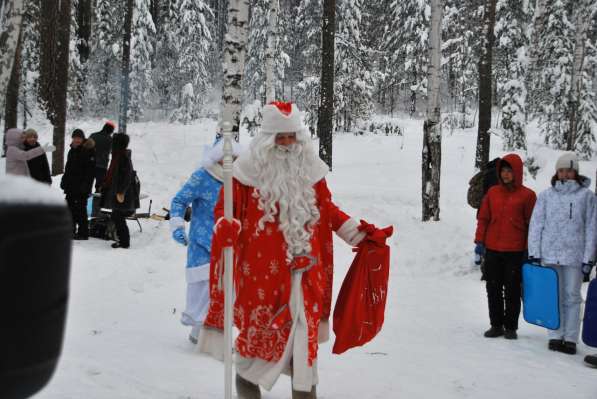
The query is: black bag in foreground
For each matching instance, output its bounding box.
[0,176,72,399]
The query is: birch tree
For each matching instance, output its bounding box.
[218,0,249,142]
[422,0,442,222]
[265,0,279,103]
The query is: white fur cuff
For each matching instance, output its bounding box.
[169,216,185,233]
[197,327,225,361]
[336,218,366,246]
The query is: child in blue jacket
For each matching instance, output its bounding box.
[169,140,242,343]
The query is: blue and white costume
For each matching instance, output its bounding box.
[169,140,243,340]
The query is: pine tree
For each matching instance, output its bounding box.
[68,0,86,116]
[86,0,124,117]
[495,0,531,150]
[334,0,375,132]
[19,0,40,128]
[383,0,429,118]
[536,0,574,149]
[129,0,156,121]
[244,0,287,106]
[172,0,213,122]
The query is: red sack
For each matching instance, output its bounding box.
[332,221,393,355]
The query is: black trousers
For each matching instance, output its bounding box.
[484,249,524,330]
[66,195,88,237]
[111,210,130,247]
[94,167,107,192]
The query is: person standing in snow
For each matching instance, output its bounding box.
[61,129,96,240]
[527,152,597,355]
[23,129,52,185]
[89,121,116,191]
[199,102,383,399]
[169,139,243,344]
[101,133,138,249]
[5,128,55,177]
[475,153,536,340]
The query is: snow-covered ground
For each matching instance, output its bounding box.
[2,117,597,398]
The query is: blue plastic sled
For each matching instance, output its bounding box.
[86,196,93,217]
[522,263,560,330]
[583,279,597,347]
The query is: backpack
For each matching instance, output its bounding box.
[89,216,117,240]
[467,157,500,209]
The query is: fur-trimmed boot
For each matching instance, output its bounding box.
[292,385,316,399]
[235,374,261,399]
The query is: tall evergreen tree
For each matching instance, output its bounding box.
[129,0,156,121]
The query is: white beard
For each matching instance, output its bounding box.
[251,136,321,261]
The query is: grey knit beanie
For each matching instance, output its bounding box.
[555,152,579,172]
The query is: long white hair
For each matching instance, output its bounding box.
[250,133,320,260]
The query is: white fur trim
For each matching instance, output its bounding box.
[336,218,366,246]
[318,319,329,343]
[205,163,224,182]
[201,140,244,168]
[197,327,225,361]
[260,103,307,134]
[169,216,185,233]
[232,149,329,187]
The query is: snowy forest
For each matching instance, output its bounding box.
[0,0,595,149]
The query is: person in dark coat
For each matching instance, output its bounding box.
[60,129,96,240]
[89,121,116,191]
[101,133,138,249]
[23,129,52,185]
[474,153,537,340]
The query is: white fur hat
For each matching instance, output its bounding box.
[260,102,307,134]
[555,152,579,172]
[201,139,244,168]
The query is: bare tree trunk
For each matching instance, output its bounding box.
[0,0,24,110]
[218,0,249,142]
[77,0,92,64]
[264,0,279,103]
[39,0,71,175]
[474,0,497,169]
[317,0,335,169]
[4,29,20,130]
[567,1,590,151]
[422,0,442,222]
[118,0,134,135]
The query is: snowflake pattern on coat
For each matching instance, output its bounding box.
[204,178,351,365]
[528,179,597,266]
[170,168,222,270]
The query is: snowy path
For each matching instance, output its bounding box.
[7,119,595,398]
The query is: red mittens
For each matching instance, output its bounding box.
[214,217,241,248]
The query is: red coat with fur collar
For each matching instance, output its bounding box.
[203,178,352,364]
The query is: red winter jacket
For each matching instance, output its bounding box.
[475,154,537,252]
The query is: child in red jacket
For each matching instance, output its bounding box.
[474,153,536,339]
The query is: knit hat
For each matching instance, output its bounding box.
[23,128,38,139]
[71,129,85,139]
[555,152,579,172]
[260,102,307,135]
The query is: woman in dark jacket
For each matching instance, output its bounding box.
[23,129,52,185]
[102,133,138,249]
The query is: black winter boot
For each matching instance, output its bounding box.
[236,374,261,399]
[504,330,518,340]
[548,339,563,351]
[292,385,317,399]
[484,326,504,338]
[585,354,597,367]
[558,341,577,355]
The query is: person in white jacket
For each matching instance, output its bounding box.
[528,152,597,355]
